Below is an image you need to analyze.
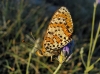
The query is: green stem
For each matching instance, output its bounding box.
[80,48,86,68]
[90,23,100,59]
[93,58,100,65]
[26,38,40,74]
[53,64,62,74]
[26,53,31,74]
[87,2,97,68]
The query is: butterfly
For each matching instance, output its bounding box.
[36,6,73,63]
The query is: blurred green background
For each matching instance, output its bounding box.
[0,0,100,74]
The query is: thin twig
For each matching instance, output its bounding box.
[53,63,62,74]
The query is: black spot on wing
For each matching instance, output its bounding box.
[48,32,53,34]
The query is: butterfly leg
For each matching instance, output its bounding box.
[50,56,53,62]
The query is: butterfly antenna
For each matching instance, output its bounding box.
[31,32,42,50]
[31,38,41,53]
[30,32,36,42]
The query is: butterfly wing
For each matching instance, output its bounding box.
[43,7,73,56]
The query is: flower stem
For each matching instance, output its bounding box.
[87,2,97,68]
[53,64,62,74]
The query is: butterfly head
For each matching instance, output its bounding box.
[36,47,53,57]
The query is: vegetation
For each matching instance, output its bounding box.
[0,0,100,74]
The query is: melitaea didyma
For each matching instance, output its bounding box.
[36,6,73,62]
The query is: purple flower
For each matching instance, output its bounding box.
[63,46,69,54]
[57,40,74,63]
[96,0,100,4]
[62,40,74,56]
